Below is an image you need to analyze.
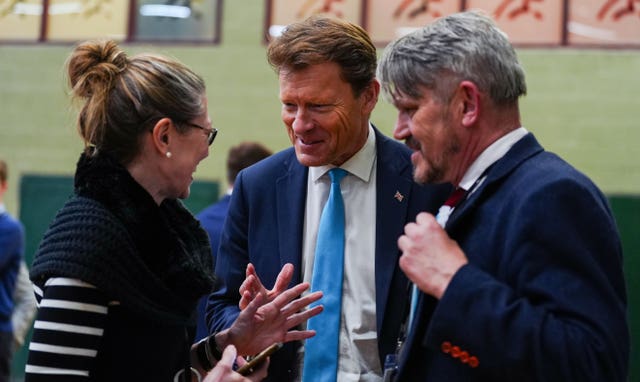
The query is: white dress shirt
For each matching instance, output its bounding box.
[299,125,382,381]
[459,127,529,194]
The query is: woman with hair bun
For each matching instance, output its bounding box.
[25,40,322,382]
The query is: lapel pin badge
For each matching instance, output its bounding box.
[394,191,404,202]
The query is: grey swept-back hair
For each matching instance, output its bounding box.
[378,10,526,104]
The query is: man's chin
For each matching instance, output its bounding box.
[413,174,429,185]
[178,186,191,200]
[413,165,440,185]
[295,151,327,167]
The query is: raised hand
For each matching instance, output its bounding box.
[220,280,323,356]
[239,263,294,310]
[398,212,468,299]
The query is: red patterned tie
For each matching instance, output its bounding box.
[445,187,467,207]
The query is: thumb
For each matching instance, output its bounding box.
[219,344,237,367]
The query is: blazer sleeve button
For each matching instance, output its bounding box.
[441,341,452,354]
[468,356,480,368]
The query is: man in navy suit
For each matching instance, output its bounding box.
[206,16,449,381]
[377,11,629,381]
[194,142,272,341]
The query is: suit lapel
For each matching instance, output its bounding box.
[447,133,544,230]
[276,151,308,285]
[374,130,415,333]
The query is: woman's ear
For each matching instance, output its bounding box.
[150,118,173,156]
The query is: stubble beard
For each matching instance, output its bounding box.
[412,138,460,185]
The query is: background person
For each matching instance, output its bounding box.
[26,39,321,382]
[195,141,273,342]
[0,159,24,382]
[206,16,449,382]
[377,11,629,381]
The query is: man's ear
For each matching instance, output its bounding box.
[361,80,380,115]
[150,118,173,155]
[457,81,480,127]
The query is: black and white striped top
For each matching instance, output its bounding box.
[25,277,118,381]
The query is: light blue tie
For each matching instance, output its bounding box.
[302,168,348,382]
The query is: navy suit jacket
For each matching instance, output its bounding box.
[194,194,232,341]
[206,128,450,381]
[396,133,628,381]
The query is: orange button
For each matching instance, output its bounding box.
[451,346,462,358]
[441,341,452,353]
[468,356,479,368]
[459,351,470,363]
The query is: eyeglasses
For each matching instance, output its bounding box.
[184,122,218,146]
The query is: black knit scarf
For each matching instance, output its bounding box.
[31,152,215,324]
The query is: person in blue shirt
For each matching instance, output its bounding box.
[0,159,23,382]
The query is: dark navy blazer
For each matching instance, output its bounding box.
[396,133,629,381]
[206,128,450,381]
[194,194,232,342]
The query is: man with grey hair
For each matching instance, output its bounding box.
[377,11,629,381]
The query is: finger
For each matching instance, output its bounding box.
[246,264,268,296]
[272,263,294,294]
[271,282,311,308]
[243,291,266,316]
[246,263,256,278]
[416,211,437,225]
[398,234,411,252]
[283,329,318,342]
[285,305,323,329]
[239,274,258,311]
[403,221,418,235]
[234,354,248,368]
[239,275,255,297]
[280,291,322,317]
[404,221,423,236]
[245,264,264,294]
[398,253,414,278]
[238,290,252,311]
